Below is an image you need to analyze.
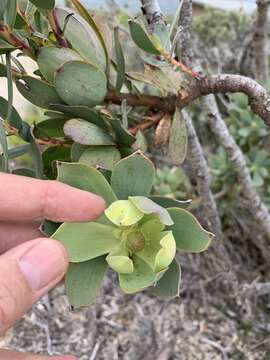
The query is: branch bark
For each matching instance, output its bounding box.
[106,75,270,126]
[138,0,224,241]
[178,0,270,252]
[140,0,164,29]
[254,0,270,82]
[183,110,223,240]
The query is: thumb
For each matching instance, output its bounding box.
[0,238,68,335]
[0,351,76,359]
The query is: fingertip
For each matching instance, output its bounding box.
[73,190,106,222]
[89,193,107,218]
[50,182,106,222]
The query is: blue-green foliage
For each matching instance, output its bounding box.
[153,166,192,200]
[210,93,270,207]
[155,93,270,212]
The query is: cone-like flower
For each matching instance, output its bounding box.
[52,153,213,308]
[104,197,176,275]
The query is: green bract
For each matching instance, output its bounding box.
[52,152,214,308]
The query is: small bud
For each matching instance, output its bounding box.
[127,231,145,252]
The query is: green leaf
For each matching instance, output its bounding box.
[14,12,28,29]
[169,110,187,165]
[169,0,183,42]
[53,7,106,70]
[16,75,64,109]
[42,146,70,179]
[8,144,31,159]
[55,60,107,107]
[29,133,43,178]
[50,104,109,131]
[37,46,82,83]
[128,20,161,55]
[44,111,70,120]
[57,162,117,206]
[0,96,21,130]
[40,219,61,237]
[66,256,107,308]
[34,9,47,33]
[129,65,182,96]
[34,118,66,139]
[71,0,109,69]
[79,146,121,170]
[0,0,7,19]
[153,23,171,52]
[114,27,125,91]
[111,151,155,199]
[53,221,118,262]
[0,39,17,55]
[63,119,114,146]
[29,0,55,10]
[12,168,36,177]
[129,196,173,226]
[119,256,156,294]
[0,97,30,142]
[4,0,17,29]
[107,118,135,147]
[151,259,181,298]
[149,196,191,209]
[0,118,9,172]
[167,208,213,252]
[6,53,13,126]
[133,130,148,152]
[71,142,88,162]
[0,63,7,77]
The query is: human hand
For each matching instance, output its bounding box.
[0,173,105,359]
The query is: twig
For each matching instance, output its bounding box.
[90,342,101,360]
[178,0,270,250]
[128,111,165,135]
[200,337,228,360]
[183,110,223,240]
[254,0,269,82]
[106,73,270,126]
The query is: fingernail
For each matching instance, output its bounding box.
[19,240,67,291]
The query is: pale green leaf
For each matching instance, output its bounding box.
[128,20,161,55]
[111,151,155,199]
[4,0,17,28]
[119,256,156,294]
[149,196,191,209]
[151,258,181,298]
[79,146,121,170]
[37,46,81,83]
[167,208,214,252]
[114,27,125,91]
[16,75,64,109]
[63,119,114,146]
[66,256,107,308]
[55,60,107,107]
[56,162,117,206]
[29,0,55,9]
[169,110,187,165]
[53,221,118,262]
[53,7,106,70]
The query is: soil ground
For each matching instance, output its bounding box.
[3,266,270,360]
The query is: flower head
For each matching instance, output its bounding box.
[52,152,213,308]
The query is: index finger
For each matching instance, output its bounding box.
[0,173,105,222]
